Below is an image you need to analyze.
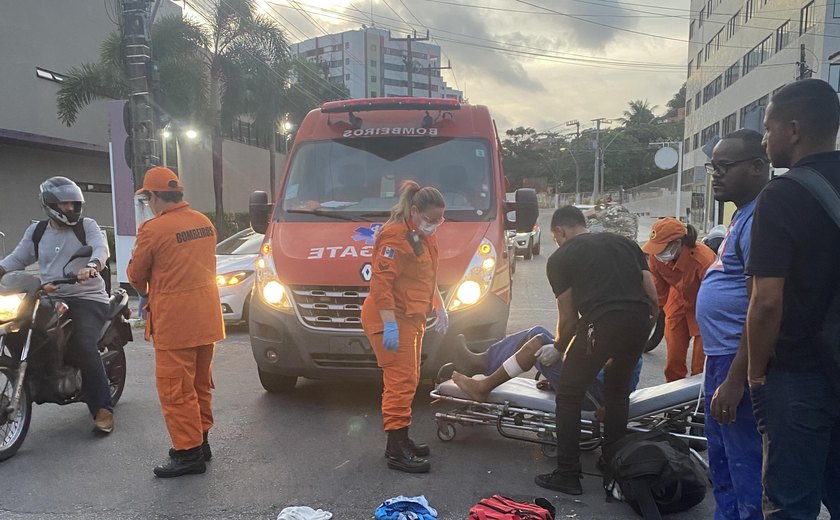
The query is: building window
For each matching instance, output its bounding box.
[686,99,692,116]
[743,36,772,76]
[835,0,840,18]
[345,73,350,80]
[800,1,815,34]
[722,112,737,135]
[35,67,66,83]
[703,75,723,103]
[727,12,740,38]
[697,50,703,66]
[707,0,714,16]
[701,121,720,144]
[725,61,740,88]
[690,20,695,39]
[370,60,377,67]
[830,64,840,91]
[345,58,350,65]
[684,137,691,153]
[370,91,377,97]
[370,76,377,83]
[699,7,705,26]
[695,92,701,110]
[688,60,694,77]
[345,42,350,49]
[370,44,377,51]
[744,0,755,24]
[693,133,700,149]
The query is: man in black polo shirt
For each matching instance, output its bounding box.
[535,206,658,495]
[747,78,840,518]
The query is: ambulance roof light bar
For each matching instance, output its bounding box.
[321,97,460,114]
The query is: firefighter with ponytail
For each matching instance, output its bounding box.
[361,180,447,473]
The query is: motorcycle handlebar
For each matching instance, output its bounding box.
[47,277,80,286]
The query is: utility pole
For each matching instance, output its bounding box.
[798,44,813,80]
[390,30,430,97]
[121,0,159,190]
[566,120,580,139]
[591,118,609,201]
[426,59,452,98]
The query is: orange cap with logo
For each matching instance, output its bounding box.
[136,167,184,195]
[642,217,686,255]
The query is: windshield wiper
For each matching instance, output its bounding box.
[286,209,368,222]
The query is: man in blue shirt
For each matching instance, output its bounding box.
[696,129,768,520]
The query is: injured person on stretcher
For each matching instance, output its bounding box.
[441,326,643,414]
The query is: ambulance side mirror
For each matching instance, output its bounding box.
[249,191,274,235]
[504,188,539,233]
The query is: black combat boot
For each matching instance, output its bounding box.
[169,431,212,461]
[154,446,206,478]
[405,427,430,457]
[385,428,430,473]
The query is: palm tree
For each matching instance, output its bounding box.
[620,99,659,126]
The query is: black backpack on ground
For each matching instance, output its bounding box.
[32,218,112,293]
[602,430,707,520]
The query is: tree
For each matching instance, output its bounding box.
[664,83,687,119]
[619,99,658,126]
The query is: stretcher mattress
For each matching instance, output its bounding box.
[435,374,704,419]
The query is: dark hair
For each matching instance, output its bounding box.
[681,223,698,248]
[153,191,184,203]
[722,128,767,161]
[769,79,840,141]
[551,205,586,229]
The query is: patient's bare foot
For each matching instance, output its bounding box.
[452,371,490,402]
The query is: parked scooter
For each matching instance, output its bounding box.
[0,246,131,462]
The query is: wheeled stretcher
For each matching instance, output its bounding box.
[430,374,707,467]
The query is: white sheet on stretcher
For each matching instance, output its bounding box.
[435,374,704,420]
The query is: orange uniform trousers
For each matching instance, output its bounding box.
[664,313,705,382]
[367,318,425,431]
[155,344,215,450]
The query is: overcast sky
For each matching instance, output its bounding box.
[263,0,692,135]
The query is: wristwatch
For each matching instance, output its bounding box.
[86,261,99,271]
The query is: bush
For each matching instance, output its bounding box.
[203,212,251,241]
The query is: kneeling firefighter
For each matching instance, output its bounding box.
[361,180,448,473]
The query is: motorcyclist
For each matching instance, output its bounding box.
[0,177,114,434]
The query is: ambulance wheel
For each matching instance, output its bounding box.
[258,368,297,393]
[523,239,533,260]
[436,422,456,441]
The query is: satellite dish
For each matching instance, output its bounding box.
[654,146,679,170]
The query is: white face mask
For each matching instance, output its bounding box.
[418,221,438,236]
[655,242,680,263]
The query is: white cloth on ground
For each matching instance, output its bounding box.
[277,506,333,520]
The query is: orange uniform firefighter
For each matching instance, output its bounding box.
[127,167,225,478]
[642,218,715,382]
[361,180,447,474]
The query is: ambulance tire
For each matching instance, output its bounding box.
[258,368,297,393]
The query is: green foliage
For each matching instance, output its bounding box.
[203,212,252,241]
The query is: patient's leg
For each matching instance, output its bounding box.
[451,334,489,377]
[452,335,545,402]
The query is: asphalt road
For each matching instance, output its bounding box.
[0,210,716,519]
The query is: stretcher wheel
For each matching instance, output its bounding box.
[541,443,557,458]
[436,422,456,441]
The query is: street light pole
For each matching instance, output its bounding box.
[591,118,609,201]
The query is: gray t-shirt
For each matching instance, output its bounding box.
[0,219,109,303]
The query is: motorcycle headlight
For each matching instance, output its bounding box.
[216,270,254,287]
[448,238,496,311]
[0,293,24,322]
[255,241,292,312]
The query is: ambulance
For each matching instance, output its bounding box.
[248,97,538,392]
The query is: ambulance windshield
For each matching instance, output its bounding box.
[277,137,494,222]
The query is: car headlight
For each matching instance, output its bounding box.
[449,238,496,311]
[216,270,254,287]
[0,293,24,322]
[255,241,292,312]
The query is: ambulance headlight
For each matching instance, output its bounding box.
[255,240,292,312]
[448,238,496,311]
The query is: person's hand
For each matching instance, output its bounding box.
[433,307,449,335]
[711,378,745,424]
[43,283,58,294]
[535,344,561,366]
[76,267,98,282]
[383,321,399,352]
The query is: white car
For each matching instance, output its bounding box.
[513,223,541,260]
[216,228,264,324]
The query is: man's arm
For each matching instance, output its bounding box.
[746,276,785,385]
[83,218,109,269]
[0,225,37,276]
[554,288,576,353]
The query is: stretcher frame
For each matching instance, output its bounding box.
[430,375,708,469]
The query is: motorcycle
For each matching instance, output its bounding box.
[0,246,132,462]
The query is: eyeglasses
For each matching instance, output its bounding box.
[705,157,762,175]
[421,214,445,225]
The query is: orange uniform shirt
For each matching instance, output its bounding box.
[361,220,439,331]
[127,202,225,349]
[649,243,716,335]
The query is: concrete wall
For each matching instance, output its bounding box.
[177,138,287,214]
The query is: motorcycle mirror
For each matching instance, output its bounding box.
[62,245,94,277]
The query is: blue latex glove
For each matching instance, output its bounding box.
[383,321,399,352]
[433,307,449,335]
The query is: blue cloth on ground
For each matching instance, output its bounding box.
[375,495,437,520]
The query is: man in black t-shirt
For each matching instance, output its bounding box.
[535,206,658,496]
[747,79,840,518]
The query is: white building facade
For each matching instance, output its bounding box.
[683,0,840,226]
[291,27,463,101]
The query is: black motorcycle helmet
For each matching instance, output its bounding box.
[39,177,85,226]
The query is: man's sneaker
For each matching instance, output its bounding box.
[535,470,583,495]
[154,447,206,478]
[93,409,114,434]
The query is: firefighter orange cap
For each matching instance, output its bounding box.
[136,167,184,195]
[642,218,687,255]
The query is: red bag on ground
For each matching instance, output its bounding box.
[468,495,555,520]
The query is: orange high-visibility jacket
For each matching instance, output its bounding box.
[127,202,225,349]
